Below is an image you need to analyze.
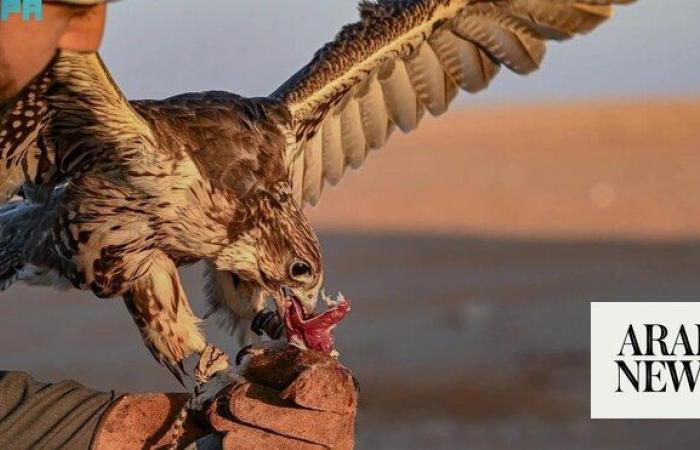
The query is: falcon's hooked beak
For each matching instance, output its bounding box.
[249,284,319,340]
[252,285,351,356]
[279,285,320,319]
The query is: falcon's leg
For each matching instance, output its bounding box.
[203,262,266,349]
[123,251,206,384]
[167,344,236,450]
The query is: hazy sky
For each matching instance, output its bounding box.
[100,1,699,103]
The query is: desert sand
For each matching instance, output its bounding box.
[1,99,699,449]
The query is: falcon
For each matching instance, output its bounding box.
[0,0,635,381]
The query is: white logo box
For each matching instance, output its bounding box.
[591,302,700,419]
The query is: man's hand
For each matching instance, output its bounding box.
[204,344,358,450]
[92,344,358,449]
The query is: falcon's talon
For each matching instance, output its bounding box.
[251,308,285,340]
[167,346,235,450]
[235,344,254,366]
[190,368,244,411]
[195,344,230,384]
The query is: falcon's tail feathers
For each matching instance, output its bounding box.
[0,200,31,291]
[0,190,66,292]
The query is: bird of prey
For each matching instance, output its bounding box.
[0,0,635,381]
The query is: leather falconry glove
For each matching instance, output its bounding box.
[92,345,358,449]
[203,344,358,450]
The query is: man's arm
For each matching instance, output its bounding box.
[0,371,116,449]
[0,346,357,449]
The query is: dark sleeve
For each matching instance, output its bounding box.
[0,371,118,450]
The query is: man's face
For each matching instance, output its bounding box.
[0,2,106,102]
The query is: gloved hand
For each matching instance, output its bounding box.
[203,344,358,450]
[92,344,358,450]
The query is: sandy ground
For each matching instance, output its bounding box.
[1,99,699,449]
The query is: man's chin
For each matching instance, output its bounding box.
[0,52,19,107]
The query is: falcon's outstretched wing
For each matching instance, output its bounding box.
[0,51,156,204]
[273,0,634,206]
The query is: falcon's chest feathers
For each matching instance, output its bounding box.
[26,58,294,296]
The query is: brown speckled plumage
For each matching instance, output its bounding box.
[0,0,634,379]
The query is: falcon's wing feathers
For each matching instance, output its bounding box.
[273,0,634,206]
[0,51,156,204]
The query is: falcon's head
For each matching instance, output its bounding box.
[211,182,323,339]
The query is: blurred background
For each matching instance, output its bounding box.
[2,1,700,448]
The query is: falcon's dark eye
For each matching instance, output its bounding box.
[289,260,312,280]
